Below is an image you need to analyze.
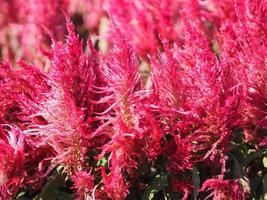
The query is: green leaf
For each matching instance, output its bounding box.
[191,166,200,200]
[263,174,267,200]
[55,191,73,200]
[16,191,27,199]
[263,157,267,168]
[34,174,73,200]
[126,189,138,200]
[242,149,263,167]
[15,191,34,200]
[231,154,246,178]
[141,172,169,200]
[249,175,262,199]
[97,157,108,167]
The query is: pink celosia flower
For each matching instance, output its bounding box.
[0,60,48,127]
[97,24,162,198]
[0,0,266,199]
[164,135,193,174]
[27,18,99,175]
[172,179,193,200]
[0,127,25,199]
[0,0,68,64]
[105,0,184,58]
[201,178,247,200]
[218,0,267,145]
[101,163,130,200]
[72,171,97,200]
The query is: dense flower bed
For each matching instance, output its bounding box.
[0,0,266,199]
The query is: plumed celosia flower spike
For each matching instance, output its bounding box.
[50,16,96,109]
[100,22,139,123]
[173,15,220,126]
[180,12,242,155]
[180,10,218,87]
[106,0,184,58]
[49,16,102,134]
[0,61,50,192]
[150,42,200,134]
[219,0,267,144]
[0,0,68,64]
[98,24,163,199]
[164,135,193,174]
[0,61,49,192]
[150,42,198,139]
[0,61,49,127]
[237,0,267,144]
[72,171,101,200]
[152,9,242,180]
[201,178,247,200]
[106,0,157,58]
[28,18,99,175]
[151,42,183,109]
[34,87,89,174]
[0,127,25,199]
[98,24,140,198]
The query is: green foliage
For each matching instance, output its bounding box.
[142,172,169,200]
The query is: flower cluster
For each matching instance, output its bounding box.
[0,0,266,199]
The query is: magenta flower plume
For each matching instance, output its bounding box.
[0,0,69,64]
[105,0,185,58]
[72,171,97,200]
[0,61,48,127]
[165,136,193,174]
[27,17,99,175]
[0,0,266,199]
[98,24,142,199]
[97,24,162,199]
[216,0,267,146]
[201,178,248,200]
[0,127,25,199]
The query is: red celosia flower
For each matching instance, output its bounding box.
[101,163,130,200]
[105,0,184,58]
[72,171,96,200]
[0,127,25,199]
[172,179,193,200]
[0,0,266,199]
[0,0,68,64]
[98,24,162,198]
[0,61,48,127]
[27,18,99,175]
[98,24,143,198]
[218,0,267,145]
[201,178,247,200]
[165,135,193,174]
